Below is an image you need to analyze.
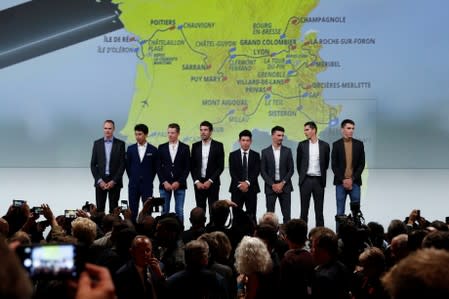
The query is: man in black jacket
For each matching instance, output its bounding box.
[331,119,365,229]
[90,120,126,213]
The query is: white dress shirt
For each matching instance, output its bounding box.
[138,142,147,162]
[307,140,321,176]
[272,145,281,181]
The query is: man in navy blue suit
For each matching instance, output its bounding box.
[157,123,190,223]
[126,124,159,221]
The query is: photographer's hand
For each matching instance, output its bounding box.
[122,208,132,221]
[20,212,37,233]
[407,209,419,225]
[22,203,31,218]
[6,204,14,216]
[89,204,98,217]
[76,209,90,219]
[112,207,121,217]
[142,197,153,213]
[74,263,115,299]
[42,204,58,227]
[418,216,428,228]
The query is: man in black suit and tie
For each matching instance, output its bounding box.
[114,235,165,299]
[261,126,294,224]
[90,120,126,213]
[228,129,261,223]
[331,119,365,227]
[157,123,190,223]
[191,120,224,215]
[126,124,159,221]
[296,121,330,227]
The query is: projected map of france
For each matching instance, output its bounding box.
[112,0,341,155]
[9,0,448,169]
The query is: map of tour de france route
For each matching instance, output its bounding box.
[112,0,340,156]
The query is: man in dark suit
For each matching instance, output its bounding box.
[166,239,229,299]
[228,129,260,223]
[260,126,294,224]
[190,120,224,215]
[311,227,351,299]
[297,121,330,227]
[331,119,365,227]
[157,123,190,223]
[126,124,159,221]
[90,120,126,213]
[114,235,165,299]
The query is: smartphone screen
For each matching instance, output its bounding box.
[120,200,128,210]
[64,209,77,219]
[17,243,82,279]
[31,206,43,214]
[13,199,26,207]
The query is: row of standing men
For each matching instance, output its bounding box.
[90,119,365,228]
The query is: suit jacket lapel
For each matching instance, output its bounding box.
[111,140,118,159]
[248,150,254,166]
[318,140,324,168]
[279,146,285,170]
[164,143,172,162]
[206,140,214,165]
[340,139,346,168]
[142,144,152,163]
[137,144,145,164]
[268,147,276,174]
[304,142,309,170]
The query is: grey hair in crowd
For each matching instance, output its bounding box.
[234,236,272,275]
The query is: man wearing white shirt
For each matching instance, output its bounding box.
[190,121,224,216]
[126,124,159,222]
[261,126,294,224]
[157,123,191,223]
[296,121,330,227]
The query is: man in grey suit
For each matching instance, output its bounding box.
[90,120,126,213]
[296,121,330,227]
[261,126,294,223]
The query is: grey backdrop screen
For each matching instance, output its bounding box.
[1,0,448,168]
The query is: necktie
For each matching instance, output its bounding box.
[242,151,248,180]
[143,267,156,298]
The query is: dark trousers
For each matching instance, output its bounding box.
[300,176,325,227]
[95,177,121,213]
[194,179,220,216]
[129,183,153,222]
[231,190,258,224]
[266,191,291,224]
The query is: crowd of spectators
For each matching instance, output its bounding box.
[1,199,449,299]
